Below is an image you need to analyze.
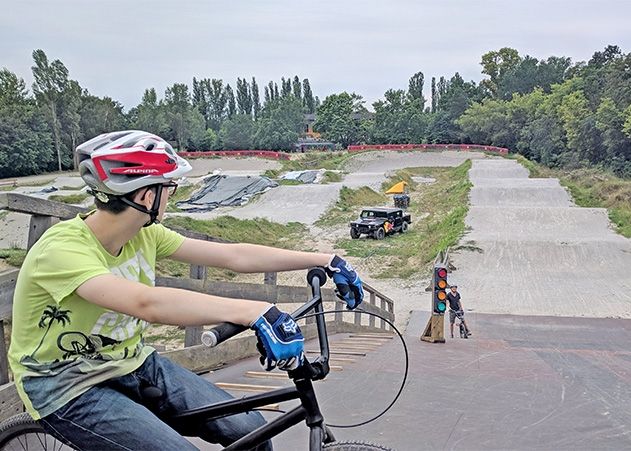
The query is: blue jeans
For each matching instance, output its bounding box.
[38,351,271,450]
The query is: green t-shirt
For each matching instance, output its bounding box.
[8,214,185,419]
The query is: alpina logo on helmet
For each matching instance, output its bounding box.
[122,168,160,174]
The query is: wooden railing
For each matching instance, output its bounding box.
[0,192,395,420]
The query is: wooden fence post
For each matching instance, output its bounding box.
[263,272,277,285]
[27,215,58,250]
[0,321,8,385]
[184,264,206,347]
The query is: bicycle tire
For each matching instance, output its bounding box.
[323,440,393,451]
[0,413,74,450]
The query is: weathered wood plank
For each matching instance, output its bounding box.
[27,215,58,250]
[0,269,19,321]
[0,382,21,422]
[0,321,8,385]
[0,193,86,219]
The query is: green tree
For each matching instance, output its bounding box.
[236,77,252,115]
[480,47,522,97]
[31,49,71,171]
[302,78,315,113]
[254,96,303,150]
[225,84,236,118]
[292,75,302,100]
[163,83,205,150]
[252,77,261,120]
[596,97,631,172]
[408,71,425,109]
[315,92,365,147]
[132,88,167,136]
[219,114,255,149]
[207,79,227,131]
[0,69,54,177]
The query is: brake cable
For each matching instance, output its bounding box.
[297,308,409,429]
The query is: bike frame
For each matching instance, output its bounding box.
[169,271,334,451]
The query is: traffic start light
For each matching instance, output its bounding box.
[433,265,448,314]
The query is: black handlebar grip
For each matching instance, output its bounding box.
[307,267,327,287]
[201,322,248,347]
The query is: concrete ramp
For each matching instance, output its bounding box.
[451,159,631,318]
[471,186,572,207]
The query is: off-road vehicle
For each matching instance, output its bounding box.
[349,207,412,240]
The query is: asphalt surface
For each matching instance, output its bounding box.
[187,310,631,450]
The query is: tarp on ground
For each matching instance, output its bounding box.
[176,174,278,212]
[385,181,408,194]
[281,170,324,184]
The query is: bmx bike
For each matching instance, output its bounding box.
[0,268,391,451]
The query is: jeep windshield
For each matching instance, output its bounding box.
[361,210,387,219]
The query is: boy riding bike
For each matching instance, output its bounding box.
[8,131,364,450]
[446,285,471,339]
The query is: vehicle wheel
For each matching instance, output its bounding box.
[400,222,409,233]
[374,228,385,240]
[350,228,360,239]
[324,441,393,451]
[0,412,74,449]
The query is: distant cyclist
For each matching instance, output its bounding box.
[8,130,364,450]
[447,285,471,338]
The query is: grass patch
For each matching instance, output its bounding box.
[513,155,631,238]
[161,216,311,280]
[336,161,473,279]
[167,184,198,212]
[0,248,27,267]
[315,186,387,227]
[0,210,8,221]
[381,169,418,193]
[48,193,90,204]
[278,179,304,186]
[22,177,57,187]
[322,171,343,183]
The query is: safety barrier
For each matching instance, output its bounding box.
[178,150,291,160]
[347,143,509,154]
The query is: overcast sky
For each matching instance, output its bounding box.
[1,0,630,110]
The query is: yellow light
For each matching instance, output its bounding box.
[437,291,446,300]
[437,280,447,289]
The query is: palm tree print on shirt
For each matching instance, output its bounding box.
[29,305,71,360]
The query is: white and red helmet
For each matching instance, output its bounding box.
[77,130,192,195]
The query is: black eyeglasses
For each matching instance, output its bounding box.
[163,182,178,196]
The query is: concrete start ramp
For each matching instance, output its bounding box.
[450,159,631,318]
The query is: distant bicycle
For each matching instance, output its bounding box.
[451,309,469,339]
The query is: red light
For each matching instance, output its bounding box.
[437,268,447,278]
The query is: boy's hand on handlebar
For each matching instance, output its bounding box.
[325,255,364,310]
[251,305,304,371]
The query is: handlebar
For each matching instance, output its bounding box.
[201,267,329,349]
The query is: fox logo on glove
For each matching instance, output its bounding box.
[282,319,299,334]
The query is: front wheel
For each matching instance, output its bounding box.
[400,221,409,233]
[324,441,393,451]
[350,228,360,239]
[374,228,385,240]
[0,413,74,450]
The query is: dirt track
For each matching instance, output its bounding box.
[450,158,631,318]
[3,152,630,321]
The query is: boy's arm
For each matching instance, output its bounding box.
[170,238,332,273]
[77,274,269,326]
